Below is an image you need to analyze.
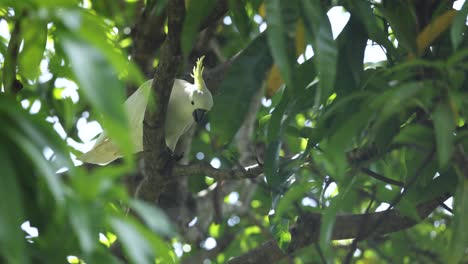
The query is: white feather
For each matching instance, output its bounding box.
[78,57,213,165]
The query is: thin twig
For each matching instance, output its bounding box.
[365,148,435,239]
[360,168,404,187]
[173,162,263,181]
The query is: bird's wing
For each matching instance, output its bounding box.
[180,120,194,136]
[126,80,152,128]
[125,80,152,152]
[77,138,120,165]
[92,130,107,148]
[165,120,194,152]
[79,80,152,164]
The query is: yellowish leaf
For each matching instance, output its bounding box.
[296,19,306,57]
[258,3,266,18]
[266,64,284,98]
[412,10,456,57]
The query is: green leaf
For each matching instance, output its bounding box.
[111,217,174,264]
[18,18,47,80]
[181,0,216,57]
[2,19,20,93]
[377,2,417,54]
[110,217,155,264]
[373,116,401,153]
[448,177,468,263]
[0,149,28,264]
[375,183,400,203]
[433,101,455,168]
[270,218,291,251]
[32,0,77,7]
[403,168,457,207]
[69,200,98,254]
[3,126,64,202]
[53,97,75,131]
[211,34,273,145]
[264,139,282,189]
[129,200,176,237]
[397,197,421,221]
[421,169,457,201]
[334,16,367,95]
[298,0,322,31]
[0,98,70,202]
[300,0,337,104]
[0,0,29,9]
[267,91,290,144]
[326,106,372,179]
[265,91,290,189]
[290,58,318,113]
[265,0,296,88]
[320,177,356,261]
[393,124,434,149]
[0,97,72,167]
[59,34,126,124]
[228,0,251,39]
[55,9,144,85]
[296,56,317,89]
[375,82,425,126]
[0,36,7,56]
[404,149,438,187]
[451,0,468,50]
[87,252,121,264]
[314,93,371,177]
[345,0,396,58]
[133,223,175,264]
[314,16,338,104]
[58,33,133,159]
[273,181,317,223]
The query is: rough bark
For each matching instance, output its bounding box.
[227,193,451,264]
[136,0,185,203]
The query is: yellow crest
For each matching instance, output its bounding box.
[191,56,205,91]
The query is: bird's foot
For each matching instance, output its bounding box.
[165,146,184,161]
[173,152,184,161]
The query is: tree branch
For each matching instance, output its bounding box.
[131,3,167,78]
[227,193,451,264]
[173,162,263,181]
[289,193,450,251]
[137,0,185,203]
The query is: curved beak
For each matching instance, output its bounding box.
[193,109,207,124]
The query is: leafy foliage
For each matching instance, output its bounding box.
[1,0,468,263]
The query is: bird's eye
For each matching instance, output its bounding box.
[191,101,195,105]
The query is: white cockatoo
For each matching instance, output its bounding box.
[78,56,213,165]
